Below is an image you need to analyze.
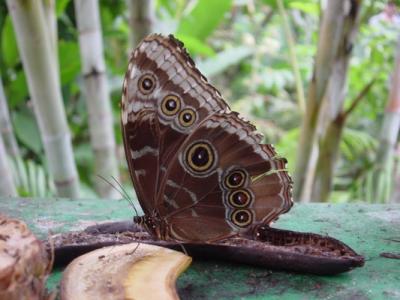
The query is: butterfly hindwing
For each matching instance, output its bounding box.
[159,112,292,241]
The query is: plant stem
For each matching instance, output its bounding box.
[74,0,120,198]
[42,0,59,80]
[293,0,347,202]
[311,0,363,202]
[7,0,80,197]
[342,78,376,119]
[373,35,400,203]
[0,136,17,196]
[128,0,155,47]
[0,76,20,159]
[276,0,306,114]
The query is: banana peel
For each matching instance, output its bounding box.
[60,243,191,300]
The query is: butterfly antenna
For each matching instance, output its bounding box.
[111,175,140,218]
[97,174,124,197]
[127,241,141,255]
[97,175,137,215]
[178,242,188,256]
[96,176,142,258]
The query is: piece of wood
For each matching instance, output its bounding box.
[0,215,51,300]
[49,223,364,275]
[1,197,399,299]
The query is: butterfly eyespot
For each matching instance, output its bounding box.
[138,74,156,94]
[231,209,253,227]
[179,109,196,127]
[225,170,247,188]
[185,142,215,173]
[228,189,252,208]
[161,95,180,116]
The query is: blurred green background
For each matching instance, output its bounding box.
[0,0,399,203]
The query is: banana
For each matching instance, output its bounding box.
[60,243,191,300]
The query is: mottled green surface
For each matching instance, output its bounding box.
[1,197,399,299]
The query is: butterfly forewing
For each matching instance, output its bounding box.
[122,35,229,215]
[121,34,293,242]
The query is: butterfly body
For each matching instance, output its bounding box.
[122,34,293,243]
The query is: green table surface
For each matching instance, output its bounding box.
[1,197,399,300]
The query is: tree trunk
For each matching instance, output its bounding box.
[373,35,400,203]
[293,0,359,202]
[0,136,17,196]
[6,0,80,197]
[128,0,155,47]
[74,0,120,198]
[0,76,20,159]
[311,0,362,202]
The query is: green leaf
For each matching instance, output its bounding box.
[1,15,19,67]
[174,34,215,56]
[177,0,232,40]
[341,128,377,161]
[289,1,319,15]
[6,71,29,108]
[196,46,253,77]
[58,40,81,85]
[13,110,43,155]
[262,0,294,8]
[56,0,70,16]
[9,157,53,197]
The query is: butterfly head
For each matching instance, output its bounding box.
[133,212,164,239]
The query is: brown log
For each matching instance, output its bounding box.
[48,221,364,276]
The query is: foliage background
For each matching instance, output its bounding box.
[0,0,399,202]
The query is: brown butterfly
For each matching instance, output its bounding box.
[121,34,293,243]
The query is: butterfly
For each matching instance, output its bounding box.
[121,34,293,243]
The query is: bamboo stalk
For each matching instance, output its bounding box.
[74,0,120,198]
[0,136,17,196]
[276,0,306,114]
[0,76,20,159]
[42,0,57,54]
[42,0,59,82]
[6,0,80,197]
[373,35,400,203]
[293,0,349,202]
[128,0,155,47]
[310,0,363,202]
